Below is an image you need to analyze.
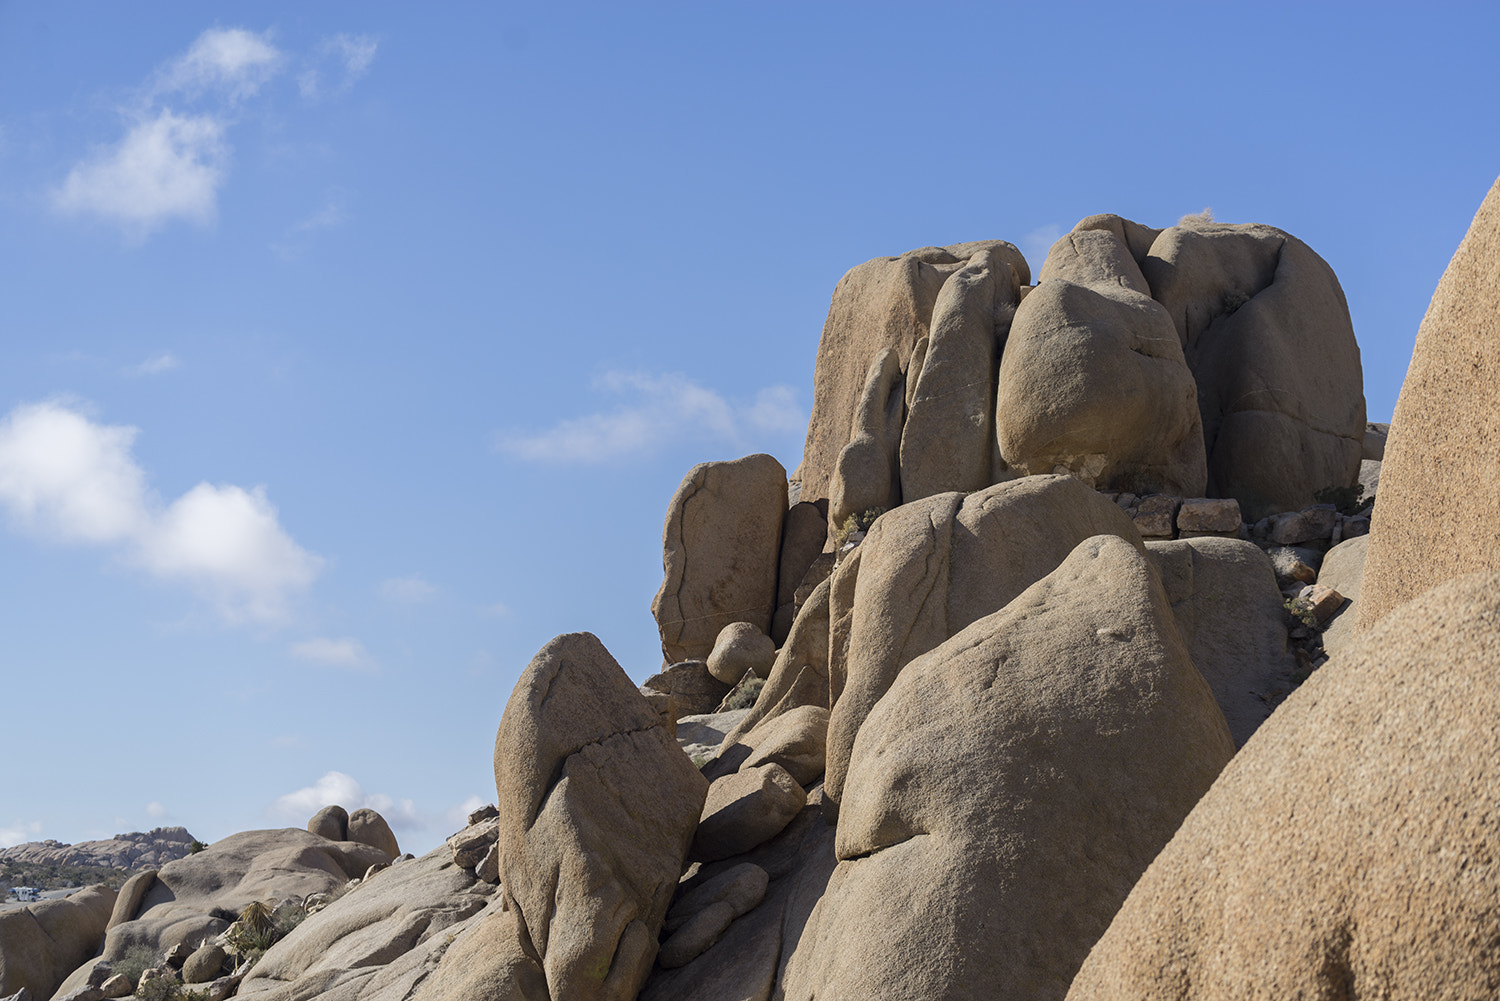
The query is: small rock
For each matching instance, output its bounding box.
[466,803,499,826]
[691,763,806,862]
[1304,584,1346,625]
[476,841,500,884]
[182,942,227,984]
[101,980,133,1001]
[86,962,115,988]
[205,975,242,1001]
[361,862,388,882]
[665,862,769,932]
[55,987,103,1001]
[447,816,499,869]
[1132,494,1181,538]
[706,622,777,686]
[164,943,190,968]
[1269,504,1339,545]
[1176,497,1241,534]
[658,900,736,969]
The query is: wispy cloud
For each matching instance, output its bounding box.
[379,574,437,605]
[0,400,322,622]
[54,109,227,238]
[0,820,43,849]
[495,371,804,464]
[299,34,379,99]
[271,196,349,259]
[267,771,418,830]
[145,801,168,819]
[481,601,512,619]
[124,352,181,377]
[155,27,282,102]
[290,636,373,670]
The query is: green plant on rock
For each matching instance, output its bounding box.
[833,506,888,548]
[721,674,765,712]
[187,839,207,854]
[224,897,310,973]
[1284,597,1317,630]
[115,943,159,985]
[134,971,209,1001]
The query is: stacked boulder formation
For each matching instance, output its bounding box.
[14,185,1500,1000]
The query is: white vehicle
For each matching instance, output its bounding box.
[13,887,42,902]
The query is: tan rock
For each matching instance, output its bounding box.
[639,660,731,723]
[105,870,156,931]
[707,704,827,788]
[705,621,776,686]
[999,226,1206,496]
[715,577,832,754]
[1317,534,1368,657]
[182,942,225,984]
[797,241,1028,505]
[99,973,132,999]
[307,805,348,842]
[447,816,498,869]
[772,501,828,643]
[1358,176,1500,629]
[1067,571,1500,1001]
[658,901,735,969]
[900,247,1020,502]
[495,632,708,1001]
[406,901,549,1001]
[828,348,904,532]
[1142,221,1364,520]
[1268,504,1338,545]
[691,764,806,863]
[664,863,769,933]
[1301,582,1345,625]
[1175,496,1241,534]
[346,809,398,859]
[0,885,116,1000]
[824,475,1144,809]
[652,454,788,663]
[782,536,1234,1000]
[1146,537,1296,746]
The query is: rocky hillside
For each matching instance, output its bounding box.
[6,186,1500,1001]
[0,828,199,894]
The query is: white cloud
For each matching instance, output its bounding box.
[290,636,372,670]
[268,771,419,831]
[158,28,282,102]
[495,372,805,464]
[0,820,42,849]
[379,574,437,604]
[0,401,322,623]
[482,602,512,619]
[1021,224,1063,278]
[145,802,167,819]
[0,402,150,544]
[54,109,226,237]
[299,34,378,99]
[124,353,181,377]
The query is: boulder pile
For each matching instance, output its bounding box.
[13,185,1500,1000]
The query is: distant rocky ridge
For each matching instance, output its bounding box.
[0,828,197,877]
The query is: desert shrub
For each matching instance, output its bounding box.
[187,840,207,854]
[833,506,887,549]
[135,971,209,1001]
[115,943,159,984]
[1178,207,1215,226]
[224,898,309,972]
[721,675,765,712]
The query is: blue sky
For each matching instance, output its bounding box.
[1,3,1496,856]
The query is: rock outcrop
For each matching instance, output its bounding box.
[652,454,788,664]
[0,885,116,999]
[782,536,1234,1000]
[1358,176,1500,629]
[494,632,708,1001]
[0,828,196,873]
[1067,571,1500,1001]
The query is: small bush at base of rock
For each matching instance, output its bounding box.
[719,674,765,712]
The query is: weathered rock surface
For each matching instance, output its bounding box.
[307,805,349,842]
[1000,225,1206,496]
[900,246,1021,501]
[824,475,1144,808]
[104,870,156,931]
[346,809,399,860]
[1358,175,1500,630]
[1317,533,1368,657]
[705,621,776,686]
[796,241,1028,504]
[1143,219,1365,519]
[691,764,806,863]
[1145,536,1295,746]
[495,632,708,1001]
[652,454,788,664]
[234,843,498,1001]
[717,577,831,755]
[706,704,827,787]
[782,536,1234,1000]
[828,348,904,532]
[407,900,548,1001]
[639,660,731,725]
[74,828,390,996]
[1067,571,1500,1001]
[181,942,225,984]
[772,500,828,641]
[0,885,116,1000]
